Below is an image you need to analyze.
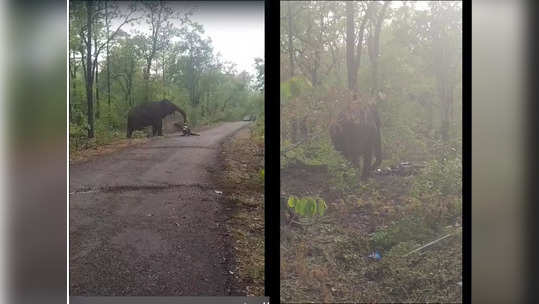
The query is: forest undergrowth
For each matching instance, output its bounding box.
[280,147,462,303]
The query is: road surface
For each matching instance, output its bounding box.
[69,121,250,296]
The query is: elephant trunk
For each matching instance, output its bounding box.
[174,106,187,124]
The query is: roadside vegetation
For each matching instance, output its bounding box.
[217,122,265,295]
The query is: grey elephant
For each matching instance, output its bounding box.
[127,99,187,138]
[329,100,382,181]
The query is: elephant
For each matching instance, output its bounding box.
[126,99,187,138]
[329,100,382,181]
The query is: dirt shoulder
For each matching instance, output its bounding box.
[213,126,265,296]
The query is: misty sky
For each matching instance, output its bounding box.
[187,2,264,76]
[115,1,264,76]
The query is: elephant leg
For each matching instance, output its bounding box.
[361,149,373,180]
[127,128,133,138]
[372,126,382,169]
[151,121,162,137]
[157,120,163,136]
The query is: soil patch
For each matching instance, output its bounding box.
[214,126,265,296]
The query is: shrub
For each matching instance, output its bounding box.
[369,216,437,251]
[411,157,462,199]
[287,196,327,218]
[69,122,88,151]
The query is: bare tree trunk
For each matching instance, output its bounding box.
[86,1,95,138]
[95,60,100,119]
[355,4,370,81]
[69,51,78,123]
[144,59,152,101]
[106,1,111,107]
[287,2,295,79]
[162,52,166,99]
[440,82,453,142]
[346,2,357,91]
[369,2,389,94]
[312,49,319,87]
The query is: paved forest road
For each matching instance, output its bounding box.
[70,121,250,296]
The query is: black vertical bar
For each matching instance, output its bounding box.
[462,0,471,303]
[264,0,280,302]
[526,0,539,302]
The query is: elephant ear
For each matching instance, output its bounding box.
[158,100,174,117]
[158,100,168,115]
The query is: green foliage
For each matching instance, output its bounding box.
[282,136,359,192]
[252,115,265,142]
[253,57,264,92]
[287,196,327,218]
[258,169,265,184]
[411,157,462,199]
[369,216,437,251]
[280,76,312,103]
[377,92,431,163]
[69,123,89,151]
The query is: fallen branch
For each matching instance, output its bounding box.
[402,228,462,257]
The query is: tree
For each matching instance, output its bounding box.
[105,1,111,107]
[254,58,264,92]
[286,2,295,79]
[139,2,192,102]
[111,34,140,107]
[413,2,461,141]
[345,2,372,91]
[74,1,137,138]
[292,2,339,87]
[172,28,214,107]
[367,1,390,94]
[85,1,95,138]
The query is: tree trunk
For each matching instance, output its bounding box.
[106,1,111,107]
[95,60,100,119]
[346,2,357,92]
[69,51,78,123]
[162,52,166,99]
[356,5,370,80]
[144,59,152,101]
[129,71,134,106]
[370,2,389,94]
[287,2,295,79]
[440,84,452,142]
[312,49,319,87]
[86,1,95,138]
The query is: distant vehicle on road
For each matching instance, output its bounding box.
[243,114,256,121]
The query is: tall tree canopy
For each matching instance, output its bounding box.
[70,1,263,148]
